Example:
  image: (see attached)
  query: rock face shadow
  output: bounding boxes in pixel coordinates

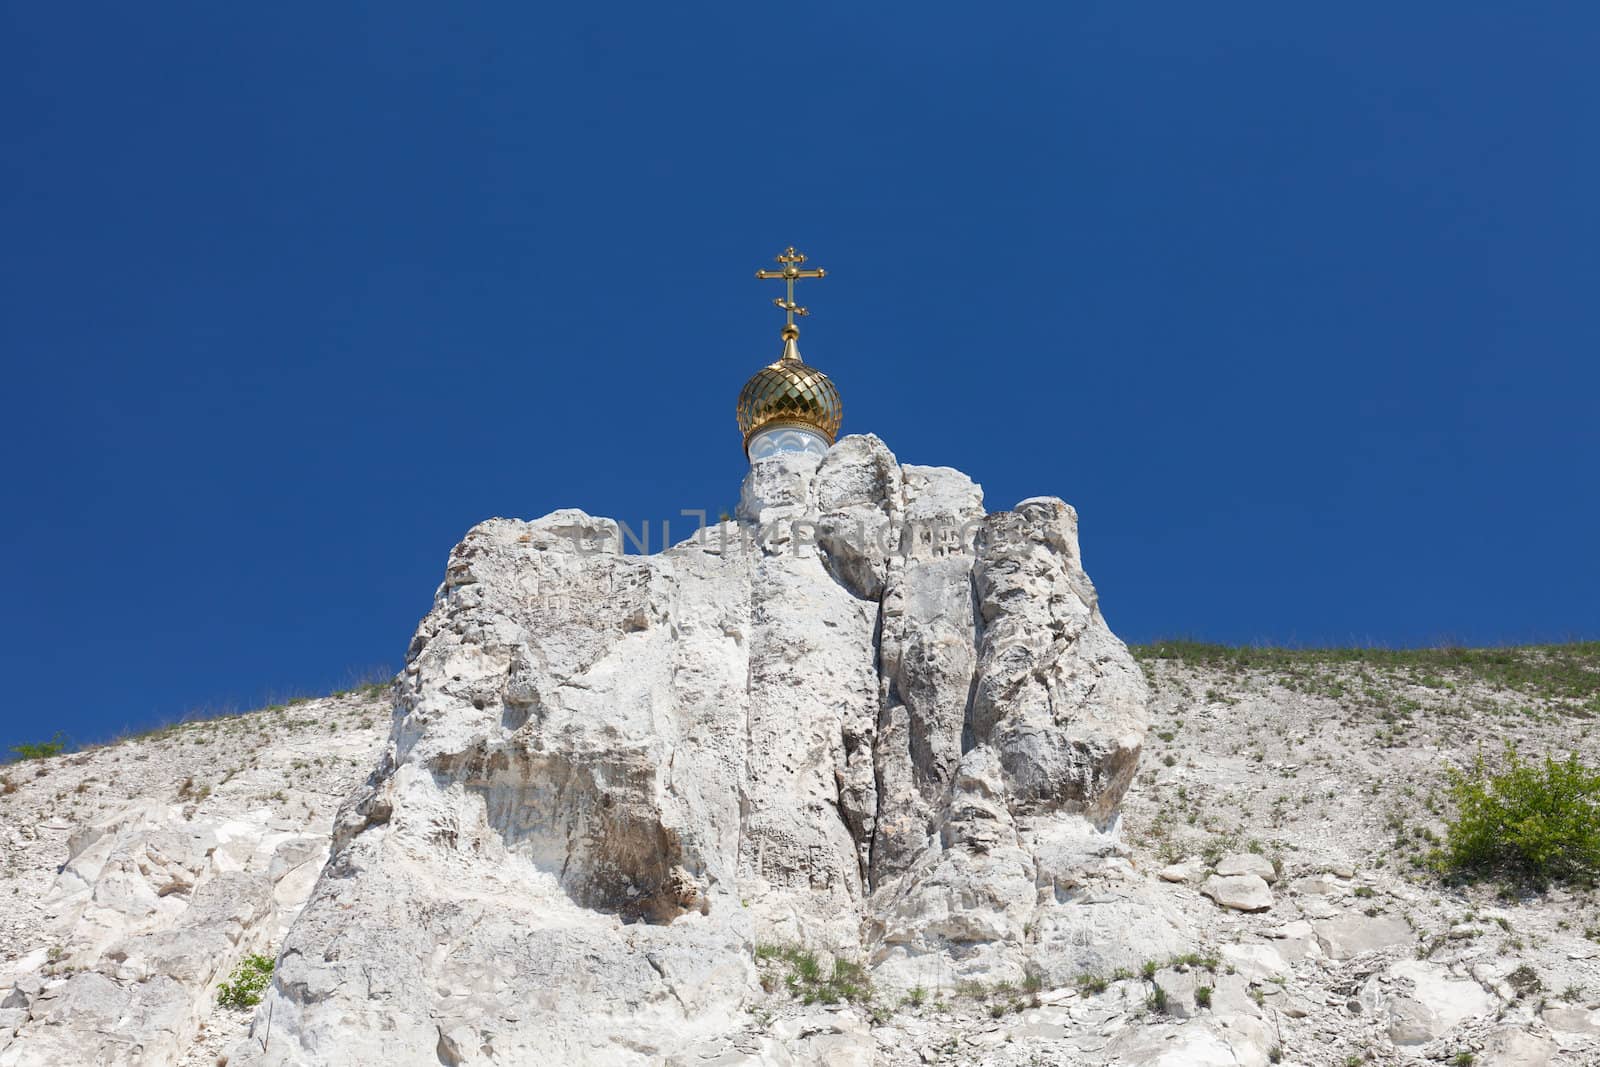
[436,745,704,926]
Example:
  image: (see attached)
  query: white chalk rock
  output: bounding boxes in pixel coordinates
[1199,874,1273,913]
[219,436,1149,1066]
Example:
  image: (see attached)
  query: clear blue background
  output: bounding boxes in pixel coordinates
[3,4,1596,746]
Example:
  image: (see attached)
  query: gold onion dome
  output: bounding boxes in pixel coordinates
[736,327,843,451]
[737,247,842,457]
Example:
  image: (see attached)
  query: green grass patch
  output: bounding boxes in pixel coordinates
[754,943,871,1005]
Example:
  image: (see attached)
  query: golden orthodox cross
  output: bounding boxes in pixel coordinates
[755,246,826,337]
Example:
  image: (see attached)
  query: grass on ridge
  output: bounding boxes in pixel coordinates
[1132,640,1600,705]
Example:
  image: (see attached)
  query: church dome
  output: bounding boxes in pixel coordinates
[740,247,841,460]
[736,330,843,457]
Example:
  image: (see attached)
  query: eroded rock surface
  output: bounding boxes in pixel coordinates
[226,435,1149,1065]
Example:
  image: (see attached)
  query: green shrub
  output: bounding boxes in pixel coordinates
[217,953,274,1009]
[1438,747,1600,884]
[8,733,68,762]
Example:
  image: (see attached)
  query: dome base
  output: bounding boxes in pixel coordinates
[747,426,830,461]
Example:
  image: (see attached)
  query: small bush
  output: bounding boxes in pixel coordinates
[217,953,274,1009]
[1194,985,1213,1008]
[8,733,68,762]
[1438,747,1600,884]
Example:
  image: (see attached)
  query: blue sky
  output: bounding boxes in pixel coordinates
[2,4,1596,747]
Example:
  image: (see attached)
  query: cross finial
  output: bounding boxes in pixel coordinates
[755,246,826,342]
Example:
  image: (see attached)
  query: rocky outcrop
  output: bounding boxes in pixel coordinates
[227,434,1152,1065]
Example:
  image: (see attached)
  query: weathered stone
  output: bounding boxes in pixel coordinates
[1215,853,1277,883]
[1289,873,1340,896]
[1543,1004,1600,1035]
[1152,966,1199,1018]
[1205,972,1263,1018]
[1199,874,1273,912]
[812,434,902,601]
[1107,1014,1272,1066]
[1158,861,1200,884]
[1219,942,1288,981]
[968,498,1146,826]
[1312,913,1414,959]
[1361,959,1494,1046]
[1481,1027,1558,1066]
[1019,880,1194,988]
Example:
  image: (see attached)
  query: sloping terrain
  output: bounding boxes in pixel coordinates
[1117,643,1600,1065]
[0,692,389,1066]
[0,646,1595,1066]
[692,645,1600,1066]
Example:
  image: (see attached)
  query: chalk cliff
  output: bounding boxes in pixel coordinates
[236,434,1156,1065]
